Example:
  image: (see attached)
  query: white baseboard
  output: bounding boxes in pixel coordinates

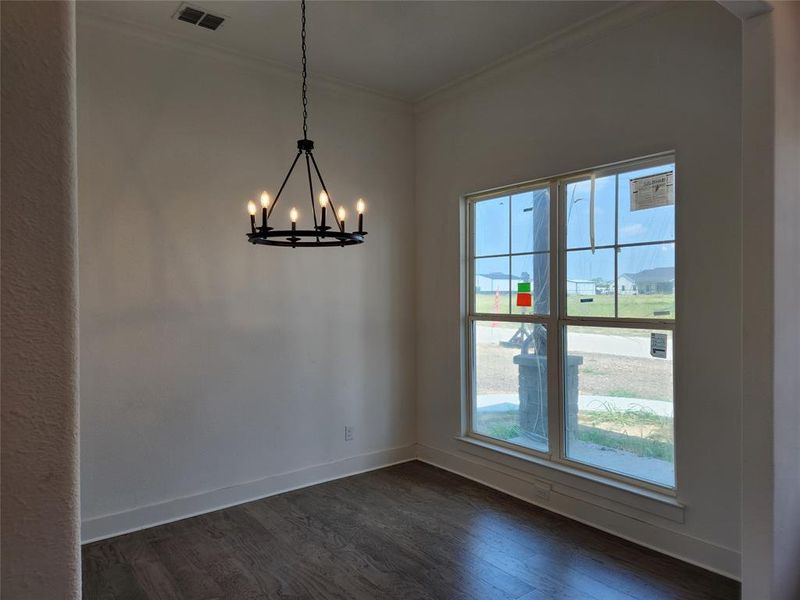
[82,441,740,582]
[416,443,741,581]
[81,444,416,543]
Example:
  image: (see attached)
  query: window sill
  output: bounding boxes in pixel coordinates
[455,435,685,524]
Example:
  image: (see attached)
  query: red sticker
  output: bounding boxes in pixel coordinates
[516,292,532,307]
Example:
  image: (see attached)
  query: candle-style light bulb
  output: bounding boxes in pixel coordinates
[337,206,346,230]
[318,191,328,231]
[356,198,365,234]
[288,207,298,247]
[259,191,270,229]
[247,200,257,234]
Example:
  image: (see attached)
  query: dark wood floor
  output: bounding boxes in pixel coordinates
[82,461,739,600]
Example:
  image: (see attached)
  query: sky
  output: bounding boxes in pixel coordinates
[475,163,676,285]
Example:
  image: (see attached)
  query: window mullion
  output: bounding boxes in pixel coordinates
[508,194,513,313]
[614,173,619,318]
[549,179,564,460]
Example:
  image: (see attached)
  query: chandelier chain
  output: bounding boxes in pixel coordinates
[301,0,308,139]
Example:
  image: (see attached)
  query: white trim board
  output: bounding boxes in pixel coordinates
[414,1,675,112]
[416,443,741,581]
[82,441,741,581]
[77,1,670,113]
[76,7,412,115]
[81,445,416,543]
[454,435,685,523]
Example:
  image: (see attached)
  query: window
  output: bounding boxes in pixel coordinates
[471,185,551,453]
[467,155,676,490]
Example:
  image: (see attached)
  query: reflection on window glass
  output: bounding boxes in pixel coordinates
[475,256,510,314]
[511,253,549,315]
[618,243,675,319]
[564,326,674,487]
[566,176,615,249]
[474,321,548,452]
[475,196,509,257]
[566,248,615,317]
[512,187,549,254]
[564,160,676,321]
[618,165,675,245]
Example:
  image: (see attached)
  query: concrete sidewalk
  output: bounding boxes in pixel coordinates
[475,324,673,359]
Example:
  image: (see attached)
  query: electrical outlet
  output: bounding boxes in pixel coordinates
[344,426,354,441]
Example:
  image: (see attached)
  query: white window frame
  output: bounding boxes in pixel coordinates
[465,152,677,495]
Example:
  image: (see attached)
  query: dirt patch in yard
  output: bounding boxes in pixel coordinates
[575,352,672,401]
[475,343,672,402]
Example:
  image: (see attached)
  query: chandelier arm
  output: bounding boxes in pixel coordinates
[308,151,345,233]
[304,152,320,239]
[267,150,303,219]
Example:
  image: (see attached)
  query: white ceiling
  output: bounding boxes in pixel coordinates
[79,1,620,102]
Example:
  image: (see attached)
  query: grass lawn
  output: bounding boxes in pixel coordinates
[476,408,674,462]
[475,410,523,441]
[567,294,675,319]
[474,292,675,319]
[578,406,673,461]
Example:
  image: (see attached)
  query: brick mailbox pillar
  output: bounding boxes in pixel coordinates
[513,353,584,445]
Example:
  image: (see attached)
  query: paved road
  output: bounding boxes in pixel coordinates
[475,324,673,360]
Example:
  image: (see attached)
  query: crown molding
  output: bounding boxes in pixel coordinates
[76,5,413,116]
[717,0,772,20]
[77,2,680,118]
[413,1,676,115]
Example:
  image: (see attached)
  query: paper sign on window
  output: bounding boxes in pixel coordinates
[650,333,668,358]
[630,171,674,211]
[516,282,532,307]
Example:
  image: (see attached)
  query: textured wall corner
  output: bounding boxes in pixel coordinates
[1,2,81,598]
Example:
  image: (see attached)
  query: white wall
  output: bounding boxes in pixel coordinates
[771,6,800,596]
[77,14,416,540]
[415,2,743,577]
[741,2,800,598]
[741,6,775,595]
[1,2,81,597]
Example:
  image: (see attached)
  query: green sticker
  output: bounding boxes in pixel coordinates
[517,282,531,293]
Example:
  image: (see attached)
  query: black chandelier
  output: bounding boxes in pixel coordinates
[245,0,366,248]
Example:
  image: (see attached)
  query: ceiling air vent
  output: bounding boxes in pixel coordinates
[197,13,225,30]
[174,3,226,31]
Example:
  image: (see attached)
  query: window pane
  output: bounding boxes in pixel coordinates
[617,243,675,319]
[474,256,510,314]
[475,196,509,257]
[474,321,548,452]
[566,248,615,317]
[511,253,549,315]
[564,326,674,487]
[618,164,675,245]
[566,175,615,249]
[511,187,549,254]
